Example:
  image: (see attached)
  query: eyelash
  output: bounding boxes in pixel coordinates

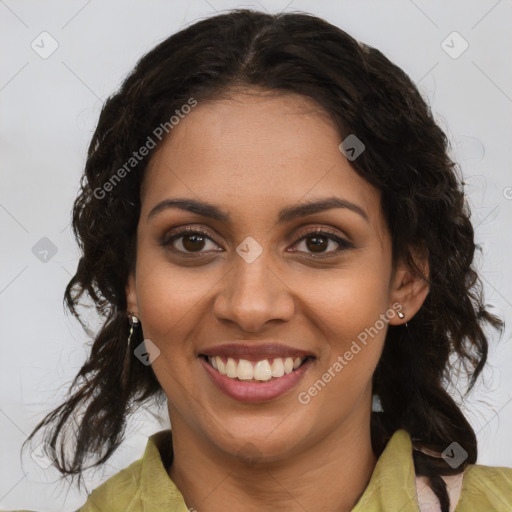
[160,226,353,257]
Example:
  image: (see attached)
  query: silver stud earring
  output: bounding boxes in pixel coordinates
[397,310,405,319]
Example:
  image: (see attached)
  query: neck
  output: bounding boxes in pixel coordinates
[168,408,378,511]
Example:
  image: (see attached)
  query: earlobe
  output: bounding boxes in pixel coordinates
[388,249,430,325]
[125,272,139,316]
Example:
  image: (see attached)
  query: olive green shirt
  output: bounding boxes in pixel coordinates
[7,428,512,511]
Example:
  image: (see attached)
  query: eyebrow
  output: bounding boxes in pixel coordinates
[147,196,369,223]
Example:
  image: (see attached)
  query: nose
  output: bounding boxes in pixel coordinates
[212,249,295,332]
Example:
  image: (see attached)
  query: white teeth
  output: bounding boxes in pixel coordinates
[216,357,226,375]
[253,360,272,381]
[270,358,285,378]
[225,357,237,378]
[207,355,307,381]
[237,359,254,380]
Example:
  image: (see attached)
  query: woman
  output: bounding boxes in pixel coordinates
[14,8,511,512]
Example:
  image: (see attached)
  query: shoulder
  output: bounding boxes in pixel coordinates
[456,463,512,510]
[77,457,145,511]
[77,429,187,512]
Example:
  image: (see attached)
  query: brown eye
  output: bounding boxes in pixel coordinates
[181,233,207,252]
[304,235,329,253]
[292,229,353,256]
[161,227,221,255]
[161,227,352,257]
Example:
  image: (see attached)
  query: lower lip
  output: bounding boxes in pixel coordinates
[199,357,314,403]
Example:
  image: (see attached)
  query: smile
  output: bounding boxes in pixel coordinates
[199,354,315,403]
[205,355,309,381]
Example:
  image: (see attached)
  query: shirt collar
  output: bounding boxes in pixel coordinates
[142,428,420,512]
[352,428,421,511]
[139,429,190,511]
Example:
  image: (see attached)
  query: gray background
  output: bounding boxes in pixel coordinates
[1,0,511,510]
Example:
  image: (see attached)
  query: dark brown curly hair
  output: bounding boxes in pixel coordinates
[23,9,503,512]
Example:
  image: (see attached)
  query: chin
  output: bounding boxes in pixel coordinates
[210,424,304,464]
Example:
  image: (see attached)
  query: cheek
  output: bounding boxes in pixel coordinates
[134,248,212,361]
[133,254,212,404]
[299,260,391,391]
[303,262,391,342]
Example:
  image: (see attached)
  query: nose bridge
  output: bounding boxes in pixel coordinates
[235,242,273,294]
[213,236,294,330]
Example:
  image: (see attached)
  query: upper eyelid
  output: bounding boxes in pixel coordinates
[162,224,349,240]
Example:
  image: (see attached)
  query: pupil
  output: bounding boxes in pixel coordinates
[183,234,205,252]
[307,236,327,252]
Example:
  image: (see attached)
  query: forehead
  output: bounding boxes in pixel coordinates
[141,92,383,231]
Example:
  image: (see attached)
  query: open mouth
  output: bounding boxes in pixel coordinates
[199,354,314,382]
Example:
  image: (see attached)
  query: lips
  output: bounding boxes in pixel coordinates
[198,342,316,403]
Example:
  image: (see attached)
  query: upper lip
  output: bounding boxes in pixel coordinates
[198,343,316,361]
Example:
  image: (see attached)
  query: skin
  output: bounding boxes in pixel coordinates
[126,90,429,512]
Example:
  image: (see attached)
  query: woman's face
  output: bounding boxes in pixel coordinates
[126,91,425,461]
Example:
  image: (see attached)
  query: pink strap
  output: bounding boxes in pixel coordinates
[415,472,464,512]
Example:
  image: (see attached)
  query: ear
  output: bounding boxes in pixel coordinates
[125,272,139,316]
[388,245,430,326]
